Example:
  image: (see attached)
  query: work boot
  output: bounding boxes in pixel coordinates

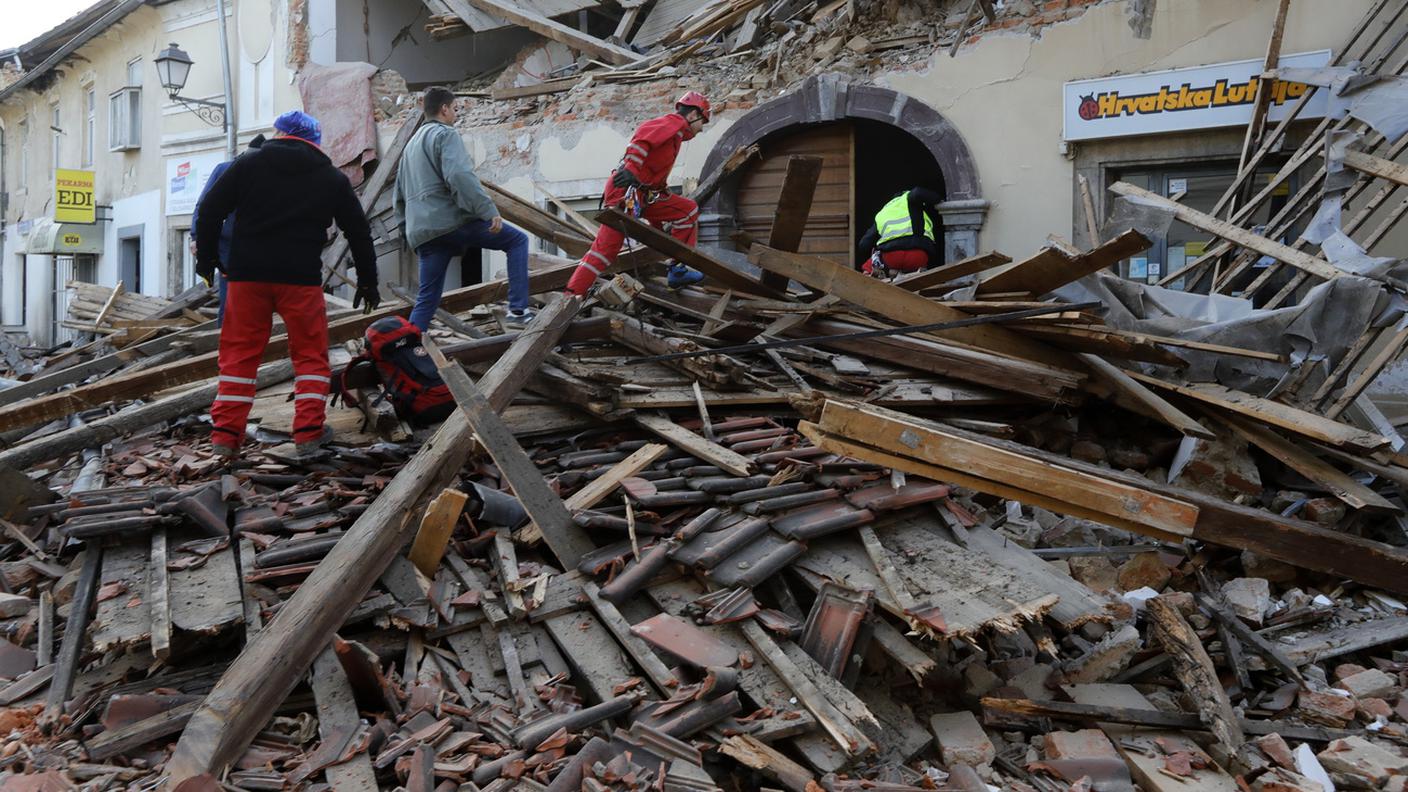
[505,307,536,328]
[295,425,334,458]
[667,262,704,289]
[212,443,238,461]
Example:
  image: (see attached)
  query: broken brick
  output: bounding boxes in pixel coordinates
[1337,668,1399,700]
[1316,736,1408,785]
[930,711,996,768]
[1044,729,1119,761]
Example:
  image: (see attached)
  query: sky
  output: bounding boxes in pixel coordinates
[2,1,99,52]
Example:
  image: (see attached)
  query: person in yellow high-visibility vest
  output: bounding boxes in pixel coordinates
[858,187,942,278]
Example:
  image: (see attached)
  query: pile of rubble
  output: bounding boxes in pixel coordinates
[2,3,1408,787]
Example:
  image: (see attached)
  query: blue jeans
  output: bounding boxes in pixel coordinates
[410,220,529,331]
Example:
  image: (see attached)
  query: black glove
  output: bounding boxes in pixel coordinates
[612,168,641,190]
[195,259,218,287]
[353,283,381,313]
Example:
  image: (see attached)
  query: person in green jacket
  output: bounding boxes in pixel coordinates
[394,86,532,329]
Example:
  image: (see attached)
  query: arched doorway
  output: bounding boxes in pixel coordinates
[702,75,987,267]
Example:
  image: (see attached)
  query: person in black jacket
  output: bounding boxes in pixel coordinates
[858,187,943,278]
[195,110,380,458]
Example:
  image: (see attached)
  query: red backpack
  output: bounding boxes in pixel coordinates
[336,316,455,426]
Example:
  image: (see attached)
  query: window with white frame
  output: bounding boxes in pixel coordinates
[109,58,142,151]
[82,87,95,167]
[50,104,61,170]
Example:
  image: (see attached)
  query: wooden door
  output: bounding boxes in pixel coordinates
[735,122,855,265]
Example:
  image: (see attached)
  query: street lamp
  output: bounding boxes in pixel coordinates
[155,42,226,129]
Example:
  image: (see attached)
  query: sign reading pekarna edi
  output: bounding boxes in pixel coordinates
[54,169,96,224]
[1063,50,1332,141]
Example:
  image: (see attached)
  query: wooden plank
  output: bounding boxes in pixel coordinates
[893,251,1011,292]
[443,0,640,65]
[1078,174,1100,247]
[597,210,784,298]
[518,443,667,546]
[1108,181,1343,281]
[739,621,874,757]
[800,414,1408,593]
[719,735,815,792]
[1236,0,1292,173]
[541,611,638,704]
[150,530,172,662]
[1125,371,1391,454]
[760,155,825,291]
[691,144,760,205]
[1218,414,1398,513]
[86,701,202,761]
[238,539,262,640]
[91,540,152,654]
[165,296,582,783]
[818,400,1200,536]
[45,547,102,721]
[978,230,1150,296]
[310,648,378,792]
[959,524,1114,632]
[634,412,755,477]
[582,582,676,693]
[983,697,1346,743]
[1065,684,1240,792]
[1325,323,1408,420]
[1077,352,1213,439]
[426,340,595,569]
[748,244,1066,365]
[1341,146,1408,189]
[168,537,244,637]
[407,489,470,578]
[1147,596,1243,753]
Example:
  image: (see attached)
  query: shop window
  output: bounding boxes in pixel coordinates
[1106,163,1296,294]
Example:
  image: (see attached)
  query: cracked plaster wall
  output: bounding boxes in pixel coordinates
[447,0,1375,259]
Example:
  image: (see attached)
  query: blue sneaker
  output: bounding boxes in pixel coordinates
[667,263,704,289]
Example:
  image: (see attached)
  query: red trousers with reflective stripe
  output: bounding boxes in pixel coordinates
[211,281,330,450]
[565,183,699,295]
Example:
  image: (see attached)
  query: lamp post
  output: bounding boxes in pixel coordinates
[155,43,228,131]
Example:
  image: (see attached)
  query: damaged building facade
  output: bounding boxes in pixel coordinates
[342,0,1401,292]
[0,0,304,346]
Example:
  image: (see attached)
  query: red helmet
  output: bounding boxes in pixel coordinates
[676,91,712,122]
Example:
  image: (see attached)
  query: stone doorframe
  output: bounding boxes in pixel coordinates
[699,73,989,262]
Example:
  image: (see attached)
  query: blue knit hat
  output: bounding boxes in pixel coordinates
[273,109,322,146]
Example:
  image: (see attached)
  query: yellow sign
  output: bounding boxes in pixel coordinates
[55,169,96,224]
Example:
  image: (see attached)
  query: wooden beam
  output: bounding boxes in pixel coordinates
[818,400,1200,536]
[407,489,471,578]
[1147,596,1244,753]
[46,547,102,721]
[1218,413,1398,513]
[1325,323,1408,420]
[634,413,755,477]
[165,296,582,783]
[800,407,1408,593]
[748,245,1068,365]
[1236,0,1292,174]
[1124,371,1391,454]
[977,230,1150,296]
[759,155,824,291]
[425,337,595,568]
[691,144,760,205]
[310,648,379,792]
[150,530,172,662]
[444,0,640,64]
[597,210,784,298]
[982,698,1346,743]
[1076,353,1213,439]
[1108,181,1343,281]
[518,442,668,545]
[1341,147,1408,189]
[893,251,1011,292]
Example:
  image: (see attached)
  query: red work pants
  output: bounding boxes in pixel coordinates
[566,182,699,295]
[211,281,330,450]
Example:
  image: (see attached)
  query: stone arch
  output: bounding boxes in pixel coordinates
[701,74,988,261]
